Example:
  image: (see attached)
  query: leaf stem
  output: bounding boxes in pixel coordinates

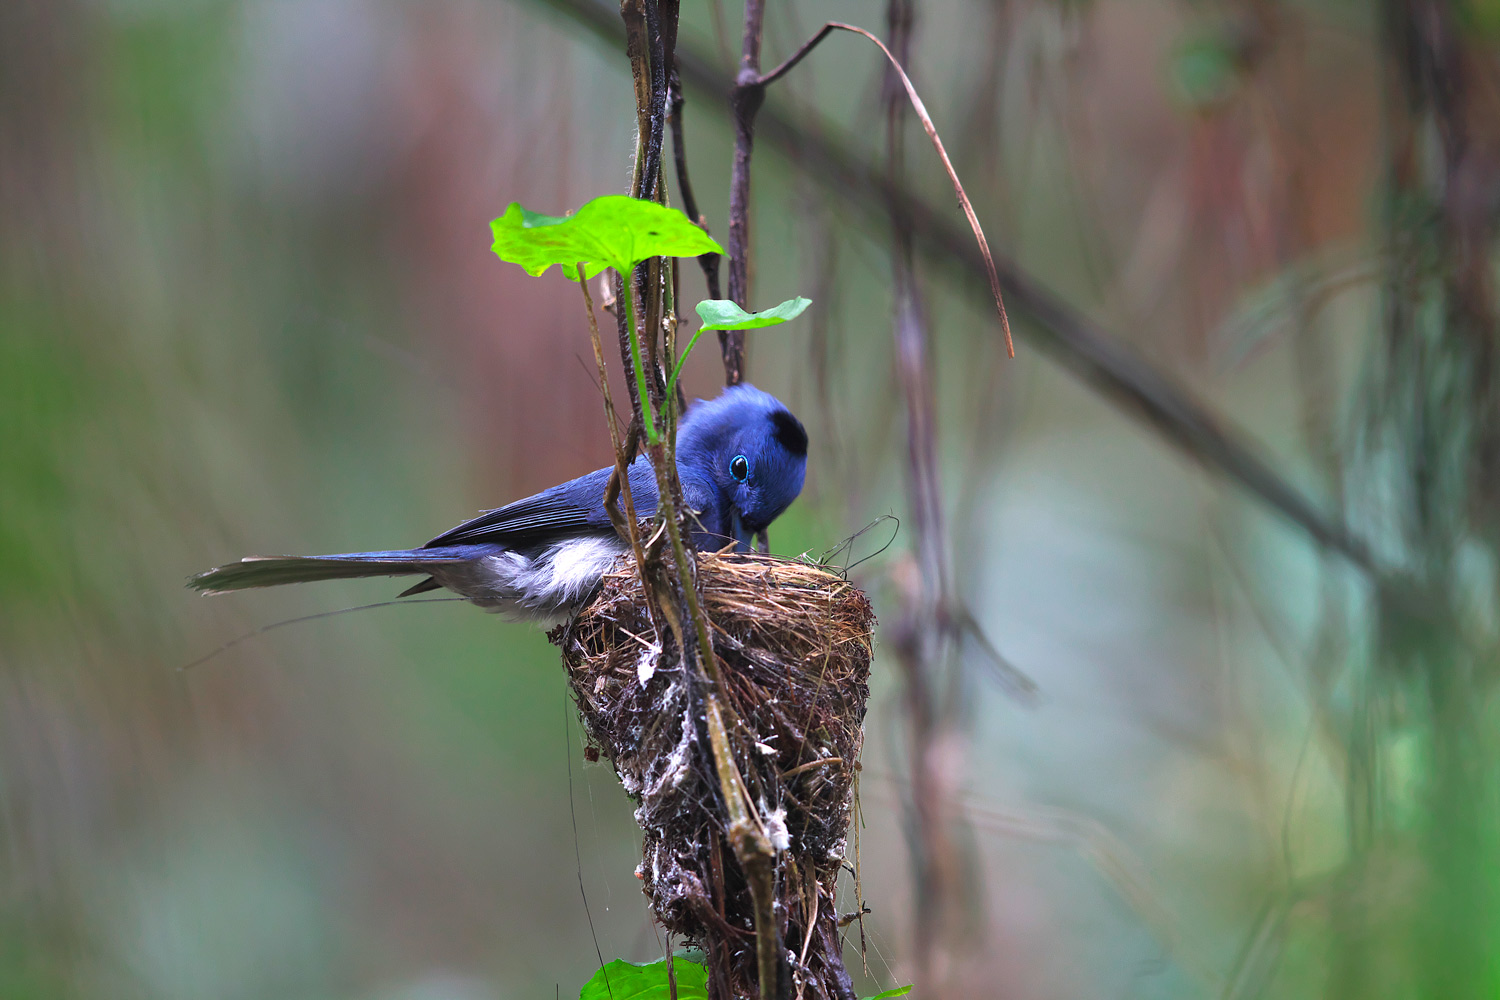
[667,325,706,400]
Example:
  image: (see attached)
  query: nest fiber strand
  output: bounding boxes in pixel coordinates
[553,551,875,1000]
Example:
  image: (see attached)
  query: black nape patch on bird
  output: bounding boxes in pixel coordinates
[770,409,808,457]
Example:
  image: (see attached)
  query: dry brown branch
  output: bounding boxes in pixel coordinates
[722,0,769,384]
[665,5,725,306]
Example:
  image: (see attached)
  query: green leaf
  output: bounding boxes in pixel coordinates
[861,987,914,1000]
[490,195,723,281]
[579,958,709,1000]
[695,296,812,331]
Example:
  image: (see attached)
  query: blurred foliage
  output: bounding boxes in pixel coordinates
[1169,31,1241,109]
[4,0,1500,997]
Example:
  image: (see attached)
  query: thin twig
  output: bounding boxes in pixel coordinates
[780,757,843,779]
[540,0,1378,578]
[578,264,649,591]
[179,597,465,672]
[665,0,724,304]
[723,0,768,384]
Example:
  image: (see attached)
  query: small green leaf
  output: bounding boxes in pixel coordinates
[861,987,914,1000]
[667,296,811,399]
[695,296,812,331]
[491,195,723,281]
[579,958,709,1000]
[1169,34,1238,109]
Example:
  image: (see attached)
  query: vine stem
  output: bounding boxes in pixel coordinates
[647,376,778,1000]
[645,320,777,998]
[622,271,659,443]
[668,324,706,397]
[618,3,780,996]
[577,264,649,591]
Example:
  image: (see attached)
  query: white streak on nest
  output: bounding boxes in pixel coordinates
[636,643,661,686]
[764,805,791,852]
[643,708,695,800]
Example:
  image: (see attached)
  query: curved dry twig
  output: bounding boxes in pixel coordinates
[760,21,1015,357]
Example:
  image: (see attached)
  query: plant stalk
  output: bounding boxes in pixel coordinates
[622,272,660,443]
[577,264,650,589]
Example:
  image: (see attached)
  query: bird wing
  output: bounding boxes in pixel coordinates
[423,461,659,548]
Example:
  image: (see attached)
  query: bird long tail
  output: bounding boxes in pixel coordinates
[187,546,488,595]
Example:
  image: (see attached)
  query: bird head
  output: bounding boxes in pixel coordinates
[677,384,808,549]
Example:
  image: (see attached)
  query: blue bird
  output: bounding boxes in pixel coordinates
[188,384,808,621]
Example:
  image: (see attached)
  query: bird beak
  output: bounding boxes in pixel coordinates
[730,510,752,552]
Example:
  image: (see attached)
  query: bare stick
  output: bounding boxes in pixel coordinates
[640,0,669,202]
[664,0,724,304]
[669,103,724,305]
[622,0,653,196]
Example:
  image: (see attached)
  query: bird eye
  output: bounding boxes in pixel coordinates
[730,454,749,482]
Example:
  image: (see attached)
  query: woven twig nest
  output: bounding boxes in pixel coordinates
[551,551,876,1000]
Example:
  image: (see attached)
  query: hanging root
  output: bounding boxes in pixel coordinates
[551,551,876,1000]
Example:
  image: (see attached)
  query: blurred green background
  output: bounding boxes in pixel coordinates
[4,0,1497,997]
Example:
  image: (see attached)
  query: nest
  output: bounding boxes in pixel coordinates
[551,551,876,1000]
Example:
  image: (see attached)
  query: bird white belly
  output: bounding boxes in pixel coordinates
[430,535,627,621]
